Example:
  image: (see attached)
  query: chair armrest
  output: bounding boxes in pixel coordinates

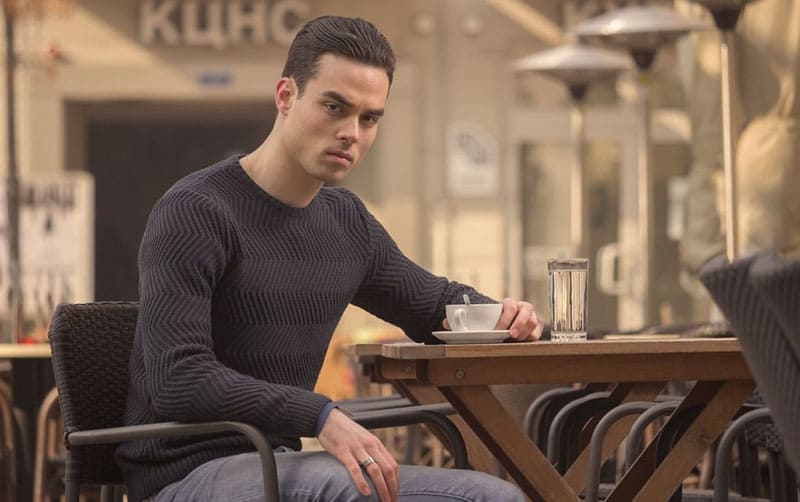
[351,404,466,469]
[65,421,278,502]
[523,387,591,445]
[714,407,773,502]
[624,400,680,471]
[337,396,414,413]
[584,401,661,502]
[622,393,717,471]
[546,391,613,468]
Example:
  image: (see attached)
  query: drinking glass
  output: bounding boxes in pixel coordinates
[548,258,589,342]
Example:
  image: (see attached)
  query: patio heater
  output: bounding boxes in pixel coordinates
[514,44,632,259]
[573,6,709,325]
[691,0,761,260]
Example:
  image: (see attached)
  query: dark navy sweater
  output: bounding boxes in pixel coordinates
[116,156,491,501]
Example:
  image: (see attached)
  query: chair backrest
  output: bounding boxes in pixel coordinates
[48,301,140,485]
[742,390,783,454]
[699,254,800,472]
[750,254,800,366]
[749,254,800,471]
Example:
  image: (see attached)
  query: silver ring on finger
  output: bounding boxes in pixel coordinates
[359,455,376,469]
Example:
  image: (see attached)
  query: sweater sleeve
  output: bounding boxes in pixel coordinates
[137,189,330,438]
[344,191,496,343]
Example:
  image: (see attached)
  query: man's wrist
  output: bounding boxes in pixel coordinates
[315,401,339,436]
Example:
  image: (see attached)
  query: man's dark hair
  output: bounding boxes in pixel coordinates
[282,16,396,95]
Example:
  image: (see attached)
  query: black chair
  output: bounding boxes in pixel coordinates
[582,400,794,502]
[523,386,591,450]
[748,253,800,472]
[699,253,800,499]
[714,407,797,502]
[49,302,468,502]
[49,302,279,502]
[33,387,64,502]
[0,380,17,502]
[700,254,800,473]
[545,391,616,474]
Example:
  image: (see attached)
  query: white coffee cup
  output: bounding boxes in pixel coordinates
[445,303,503,332]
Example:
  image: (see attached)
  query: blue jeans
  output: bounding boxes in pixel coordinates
[152,450,526,501]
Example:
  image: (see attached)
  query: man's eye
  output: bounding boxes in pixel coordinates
[362,115,380,126]
[324,103,342,113]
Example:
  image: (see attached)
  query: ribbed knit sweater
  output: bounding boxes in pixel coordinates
[116,156,492,501]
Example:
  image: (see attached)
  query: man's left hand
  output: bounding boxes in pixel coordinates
[495,298,542,341]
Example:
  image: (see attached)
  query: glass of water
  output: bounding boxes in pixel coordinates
[548,258,589,342]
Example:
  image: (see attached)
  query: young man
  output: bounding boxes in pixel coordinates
[118,16,541,502]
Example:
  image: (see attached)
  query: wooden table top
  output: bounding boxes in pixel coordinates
[344,343,384,357]
[360,337,750,386]
[0,343,52,358]
[379,337,742,359]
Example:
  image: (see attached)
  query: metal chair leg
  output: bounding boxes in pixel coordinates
[63,449,80,502]
[33,388,60,502]
[100,484,115,502]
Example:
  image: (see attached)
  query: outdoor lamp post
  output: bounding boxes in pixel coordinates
[573,6,709,326]
[2,0,74,342]
[3,2,22,342]
[691,0,761,261]
[514,44,631,259]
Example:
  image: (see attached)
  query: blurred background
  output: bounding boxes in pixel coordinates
[1,2,797,499]
[1,0,797,361]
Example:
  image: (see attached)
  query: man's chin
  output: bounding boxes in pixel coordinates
[314,165,352,184]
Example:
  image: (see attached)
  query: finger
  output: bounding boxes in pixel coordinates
[364,459,392,502]
[496,298,518,330]
[388,463,399,501]
[443,318,451,330]
[374,449,399,500]
[509,302,534,339]
[532,311,544,340]
[346,457,372,497]
[533,321,544,340]
[517,310,542,341]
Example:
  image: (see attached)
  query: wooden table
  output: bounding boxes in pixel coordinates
[347,343,505,474]
[0,343,51,359]
[0,343,54,502]
[358,338,754,502]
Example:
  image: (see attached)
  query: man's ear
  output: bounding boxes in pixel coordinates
[275,77,296,115]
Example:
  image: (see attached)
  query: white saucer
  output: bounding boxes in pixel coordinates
[431,330,510,344]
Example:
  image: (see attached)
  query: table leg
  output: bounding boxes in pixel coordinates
[392,381,501,476]
[563,381,665,493]
[633,379,754,501]
[440,385,577,502]
[607,379,755,501]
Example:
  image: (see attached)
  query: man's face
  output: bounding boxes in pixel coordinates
[278,53,390,185]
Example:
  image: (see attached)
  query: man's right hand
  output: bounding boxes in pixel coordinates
[317,408,399,502]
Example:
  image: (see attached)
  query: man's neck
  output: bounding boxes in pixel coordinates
[239,134,323,208]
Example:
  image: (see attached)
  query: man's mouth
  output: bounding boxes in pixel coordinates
[326,149,353,164]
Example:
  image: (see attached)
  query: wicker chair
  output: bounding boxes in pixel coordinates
[49,301,468,502]
[49,301,280,502]
[699,253,800,499]
[748,253,800,471]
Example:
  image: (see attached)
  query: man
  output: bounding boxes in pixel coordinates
[118,16,540,502]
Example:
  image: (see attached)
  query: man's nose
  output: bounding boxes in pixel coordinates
[337,118,359,144]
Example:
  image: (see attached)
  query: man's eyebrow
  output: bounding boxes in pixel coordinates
[321,91,384,117]
[321,91,353,108]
